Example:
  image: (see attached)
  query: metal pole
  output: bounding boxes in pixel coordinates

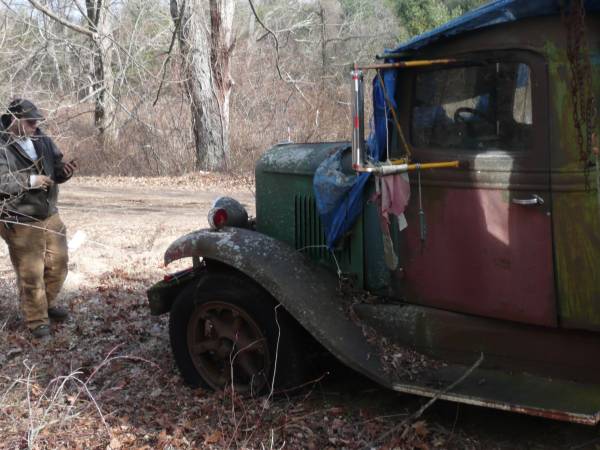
[354,160,460,175]
[596,153,600,208]
[356,58,458,71]
[351,67,365,170]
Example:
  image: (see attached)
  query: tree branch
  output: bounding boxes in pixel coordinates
[247,0,282,81]
[373,353,484,446]
[153,0,186,106]
[27,0,96,38]
[71,0,96,30]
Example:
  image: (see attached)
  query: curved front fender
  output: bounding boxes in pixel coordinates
[164,227,391,388]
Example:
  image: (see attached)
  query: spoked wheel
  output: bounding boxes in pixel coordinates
[169,272,309,395]
[187,301,271,395]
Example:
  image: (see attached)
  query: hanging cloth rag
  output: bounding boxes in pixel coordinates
[372,172,411,270]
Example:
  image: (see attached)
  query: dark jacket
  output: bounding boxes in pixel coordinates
[0,127,71,222]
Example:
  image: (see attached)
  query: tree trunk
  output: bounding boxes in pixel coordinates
[93,36,117,144]
[47,39,63,92]
[86,0,117,144]
[172,0,234,171]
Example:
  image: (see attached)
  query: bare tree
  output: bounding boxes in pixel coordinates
[85,0,116,142]
[171,0,235,171]
[26,0,117,143]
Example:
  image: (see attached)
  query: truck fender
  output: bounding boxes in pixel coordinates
[164,227,391,388]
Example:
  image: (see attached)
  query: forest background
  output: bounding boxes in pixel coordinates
[0,0,485,177]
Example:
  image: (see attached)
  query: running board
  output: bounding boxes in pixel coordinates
[392,364,600,425]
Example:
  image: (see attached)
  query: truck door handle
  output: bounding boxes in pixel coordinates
[512,194,544,206]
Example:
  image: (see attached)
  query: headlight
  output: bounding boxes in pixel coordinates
[207,197,249,230]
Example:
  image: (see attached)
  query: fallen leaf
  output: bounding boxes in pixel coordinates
[204,430,222,444]
[331,418,345,430]
[413,420,429,438]
[107,437,122,449]
[150,388,162,397]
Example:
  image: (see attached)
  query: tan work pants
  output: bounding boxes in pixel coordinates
[0,214,68,329]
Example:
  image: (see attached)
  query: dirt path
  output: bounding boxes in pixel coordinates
[1,178,598,449]
[0,178,255,283]
[57,179,254,282]
[0,178,254,300]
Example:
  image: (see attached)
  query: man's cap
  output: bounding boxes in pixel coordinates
[0,99,44,130]
[5,99,44,121]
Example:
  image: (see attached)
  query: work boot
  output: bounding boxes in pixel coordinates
[48,306,69,321]
[31,324,50,339]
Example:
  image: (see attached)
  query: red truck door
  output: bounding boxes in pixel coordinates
[402,54,556,327]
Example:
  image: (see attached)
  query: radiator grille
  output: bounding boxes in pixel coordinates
[294,194,352,266]
[294,195,327,259]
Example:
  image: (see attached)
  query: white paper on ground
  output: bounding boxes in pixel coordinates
[68,230,87,251]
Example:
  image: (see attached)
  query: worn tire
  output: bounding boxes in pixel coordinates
[169,272,308,394]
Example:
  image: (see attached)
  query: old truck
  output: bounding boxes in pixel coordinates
[147,0,600,424]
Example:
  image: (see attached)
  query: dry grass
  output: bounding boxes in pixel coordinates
[46,99,197,178]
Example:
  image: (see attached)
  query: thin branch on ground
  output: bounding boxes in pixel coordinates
[371,352,484,446]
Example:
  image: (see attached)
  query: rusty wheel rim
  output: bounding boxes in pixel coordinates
[187,301,271,395]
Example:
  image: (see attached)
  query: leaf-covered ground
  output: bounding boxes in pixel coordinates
[1,177,599,449]
[0,254,473,449]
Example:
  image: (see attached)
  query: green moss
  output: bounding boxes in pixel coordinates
[554,191,600,325]
[545,41,582,170]
[545,42,600,327]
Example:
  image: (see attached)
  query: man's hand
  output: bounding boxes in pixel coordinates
[63,159,78,177]
[30,175,55,191]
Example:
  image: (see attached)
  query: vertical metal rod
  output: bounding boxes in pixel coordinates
[596,153,600,211]
[384,83,390,163]
[351,66,365,169]
[417,165,427,248]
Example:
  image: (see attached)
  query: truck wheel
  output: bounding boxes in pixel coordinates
[169,273,306,395]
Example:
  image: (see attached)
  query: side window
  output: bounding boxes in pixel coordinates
[411,62,533,151]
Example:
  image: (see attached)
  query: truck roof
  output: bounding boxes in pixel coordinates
[390,0,600,54]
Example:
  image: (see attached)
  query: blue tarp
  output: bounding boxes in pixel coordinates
[313,149,370,249]
[315,0,600,249]
[394,0,600,53]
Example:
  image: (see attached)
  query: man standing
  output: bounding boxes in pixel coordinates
[0,99,77,338]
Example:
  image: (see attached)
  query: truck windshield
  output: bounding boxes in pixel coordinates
[411,61,533,151]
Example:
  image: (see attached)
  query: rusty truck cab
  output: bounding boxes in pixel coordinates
[389,14,600,330]
[342,11,600,385]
